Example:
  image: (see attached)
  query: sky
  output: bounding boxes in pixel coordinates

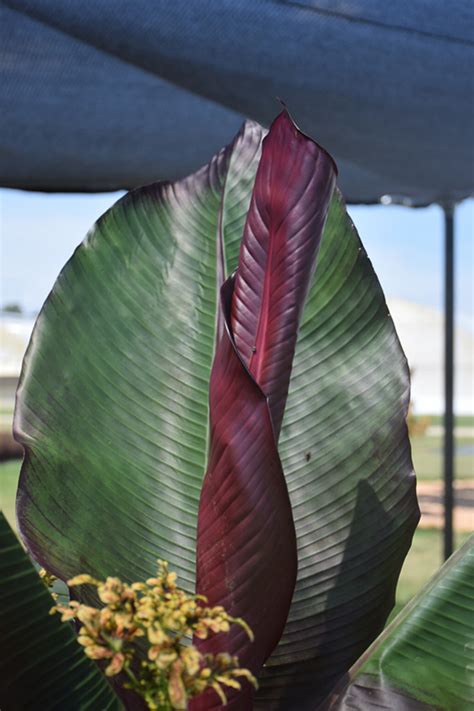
[1,189,473,332]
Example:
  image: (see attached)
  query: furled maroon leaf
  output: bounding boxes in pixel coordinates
[231,110,337,438]
[192,111,337,709]
[192,277,297,711]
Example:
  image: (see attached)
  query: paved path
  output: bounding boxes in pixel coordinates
[417,480,473,531]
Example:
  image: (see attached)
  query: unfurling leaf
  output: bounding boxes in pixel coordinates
[231,111,337,438]
[193,111,337,709]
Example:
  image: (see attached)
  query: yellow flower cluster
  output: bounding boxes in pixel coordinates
[39,567,57,589]
[50,561,256,710]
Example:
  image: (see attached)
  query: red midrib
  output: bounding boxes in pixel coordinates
[248,221,276,387]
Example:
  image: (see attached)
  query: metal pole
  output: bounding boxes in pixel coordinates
[443,203,455,560]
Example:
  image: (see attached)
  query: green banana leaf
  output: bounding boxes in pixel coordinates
[0,510,122,710]
[322,536,474,710]
[14,120,418,706]
[15,120,264,589]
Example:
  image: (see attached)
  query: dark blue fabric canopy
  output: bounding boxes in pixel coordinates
[1,1,473,204]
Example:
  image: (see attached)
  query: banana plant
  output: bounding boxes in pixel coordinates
[11,110,422,709]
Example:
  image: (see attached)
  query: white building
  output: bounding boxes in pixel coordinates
[0,315,34,428]
[387,299,473,415]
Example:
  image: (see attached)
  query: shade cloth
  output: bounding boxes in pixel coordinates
[1,1,473,204]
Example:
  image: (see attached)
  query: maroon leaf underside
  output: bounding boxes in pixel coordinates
[193,112,337,710]
[231,110,337,439]
[192,277,297,710]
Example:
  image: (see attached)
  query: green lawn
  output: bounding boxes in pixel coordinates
[1,458,469,624]
[0,459,20,531]
[389,527,470,621]
[411,435,473,481]
[427,415,474,427]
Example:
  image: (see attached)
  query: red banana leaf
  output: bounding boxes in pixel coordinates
[193,112,337,709]
[231,111,337,437]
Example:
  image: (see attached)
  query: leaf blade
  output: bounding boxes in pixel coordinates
[193,276,297,710]
[321,536,474,710]
[231,111,336,437]
[14,121,265,589]
[194,114,339,709]
[0,512,123,710]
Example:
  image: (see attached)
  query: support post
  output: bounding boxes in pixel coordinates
[443,203,455,560]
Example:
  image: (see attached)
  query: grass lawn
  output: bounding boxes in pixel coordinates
[411,435,473,481]
[389,527,470,621]
[1,458,470,624]
[0,459,20,531]
[427,415,474,427]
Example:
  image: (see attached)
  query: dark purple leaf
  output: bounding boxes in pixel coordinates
[193,111,337,709]
[192,277,297,710]
[231,110,336,437]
